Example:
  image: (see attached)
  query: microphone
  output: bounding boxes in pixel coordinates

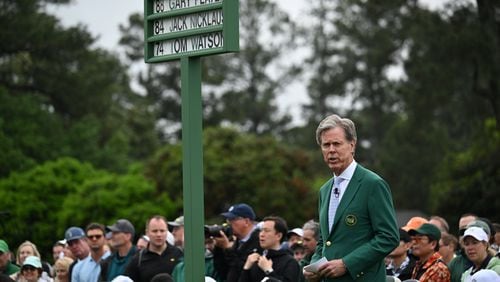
[333,187,340,198]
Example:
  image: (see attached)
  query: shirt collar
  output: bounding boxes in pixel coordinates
[334,160,357,181]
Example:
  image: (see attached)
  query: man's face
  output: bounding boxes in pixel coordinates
[67,238,89,260]
[388,240,411,258]
[302,229,317,255]
[227,217,250,240]
[458,215,476,246]
[52,245,64,262]
[86,228,106,252]
[0,252,10,270]
[287,234,301,247]
[109,232,129,249]
[136,238,149,250]
[172,226,184,247]
[147,218,168,249]
[320,127,355,175]
[259,220,281,250]
[411,235,436,259]
[438,239,454,260]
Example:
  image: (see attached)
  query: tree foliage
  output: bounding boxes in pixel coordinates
[145,127,319,227]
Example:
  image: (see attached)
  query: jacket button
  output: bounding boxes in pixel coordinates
[326,241,331,246]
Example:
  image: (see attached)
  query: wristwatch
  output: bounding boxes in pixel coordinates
[264,268,274,275]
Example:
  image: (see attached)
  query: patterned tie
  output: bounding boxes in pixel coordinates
[328,177,343,231]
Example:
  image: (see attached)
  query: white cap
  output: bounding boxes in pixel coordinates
[470,269,500,282]
[205,277,217,282]
[111,275,133,282]
[287,228,304,237]
[167,231,175,245]
[463,226,489,242]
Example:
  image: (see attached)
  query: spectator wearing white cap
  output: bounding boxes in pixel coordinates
[283,228,303,250]
[470,269,500,282]
[461,226,500,282]
[168,216,185,251]
[20,256,52,282]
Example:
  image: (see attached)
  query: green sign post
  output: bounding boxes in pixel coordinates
[144,0,239,281]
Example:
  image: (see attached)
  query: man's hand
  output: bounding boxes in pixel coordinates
[303,269,321,282]
[257,255,273,272]
[318,259,347,278]
[212,230,234,249]
[243,253,260,270]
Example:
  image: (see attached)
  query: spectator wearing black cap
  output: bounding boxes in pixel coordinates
[409,223,450,281]
[168,216,185,251]
[386,228,416,281]
[99,219,137,282]
[124,215,182,282]
[213,203,263,282]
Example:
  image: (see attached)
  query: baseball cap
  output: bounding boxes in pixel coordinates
[221,203,255,220]
[402,217,429,232]
[466,220,491,237]
[287,228,304,238]
[65,227,85,242]
[470,269,500,282]
[0,240,9,253]
[463,226,489,242]
[408,223,441,241]
[168,216,184,227]
[106,219,135,236]
[22,256,42,269]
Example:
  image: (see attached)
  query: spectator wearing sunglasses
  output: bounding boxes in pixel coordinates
[82,223,110,281]
[21,256,51,282]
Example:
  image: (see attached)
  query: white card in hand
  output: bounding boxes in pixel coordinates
[303,257,328,273]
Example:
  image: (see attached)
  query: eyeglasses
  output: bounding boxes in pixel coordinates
[412,236,429,243]
[87,234,103,240]
[22,266,38,272]
[459,228,466,236]
[55,269,67,273]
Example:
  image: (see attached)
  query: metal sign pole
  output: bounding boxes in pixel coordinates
[144,1,239,280]
[181,56,205,282]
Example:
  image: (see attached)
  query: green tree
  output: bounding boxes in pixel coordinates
[145,127,318,227]
[0,158,102,256]
[119,0,298,139]
[432,119,500,226]
[0,0,160,174]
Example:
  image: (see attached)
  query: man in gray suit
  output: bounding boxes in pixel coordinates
[304,114,399,281]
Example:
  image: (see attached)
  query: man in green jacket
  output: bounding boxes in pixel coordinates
[0,239,19,275]
[304,114,399,282]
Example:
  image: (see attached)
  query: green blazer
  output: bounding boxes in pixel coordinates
[311,164,399,281]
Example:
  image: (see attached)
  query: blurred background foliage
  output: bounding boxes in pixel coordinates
[0,0,498,257]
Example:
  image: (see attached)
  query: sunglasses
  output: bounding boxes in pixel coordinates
[22,265,38,272]
[459,228,466,236]
[87,234,103,240]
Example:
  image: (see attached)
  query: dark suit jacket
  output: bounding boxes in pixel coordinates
[311,164,399,281]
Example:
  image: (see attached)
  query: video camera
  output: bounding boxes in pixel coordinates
[204,223,233,239]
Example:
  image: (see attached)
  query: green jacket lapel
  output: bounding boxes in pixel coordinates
[330,165,364,234]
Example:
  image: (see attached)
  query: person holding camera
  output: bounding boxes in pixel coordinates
[212,203,263,282]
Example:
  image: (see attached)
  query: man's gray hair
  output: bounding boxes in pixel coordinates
[302,220,320,241]
[315,114,357,145]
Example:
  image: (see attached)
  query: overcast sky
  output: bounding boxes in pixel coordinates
[45,0,459,124]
